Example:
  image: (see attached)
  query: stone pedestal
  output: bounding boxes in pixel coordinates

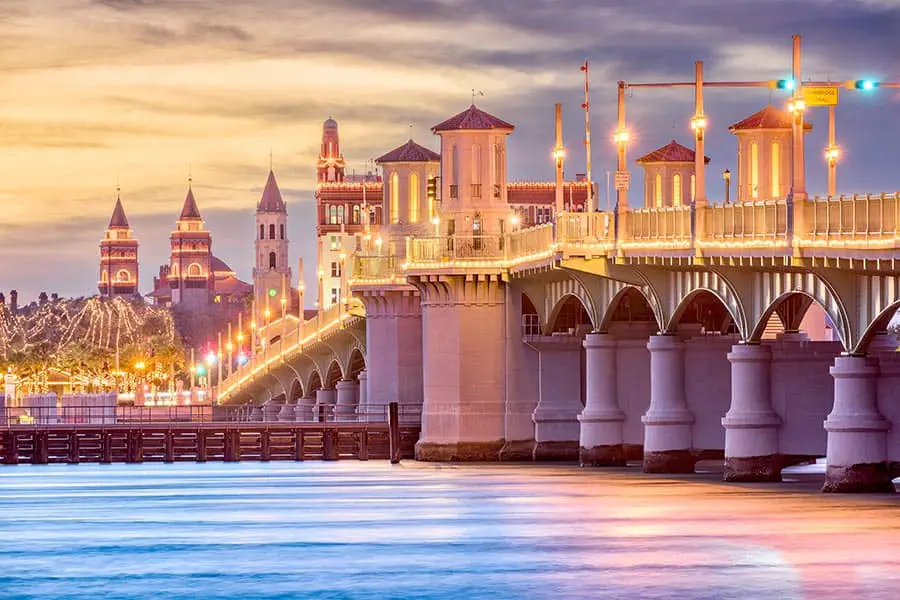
[500,287,539,461]
[642,335,695,473]
[824,356,894,493]
[579,333,627,467]
[357,370,368,419]
[335,379,358,421]
[315,388,336,422]
[295,395,316,422]
[722,344,782,482]
[262,399,281,422]
[277,403,296,422]
[248,405,263,422]
[413,275,506,462]
[530,335,583,461]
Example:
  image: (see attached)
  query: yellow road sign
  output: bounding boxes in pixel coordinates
[802,86,839,106]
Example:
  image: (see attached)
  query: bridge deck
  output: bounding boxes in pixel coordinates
[0,423,420,465]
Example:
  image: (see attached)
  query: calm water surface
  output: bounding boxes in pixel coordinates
[0,462,897,599]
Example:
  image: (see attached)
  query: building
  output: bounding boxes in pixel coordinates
[98,190,139,299]
[252,169,293,323]
[636,140,709,207]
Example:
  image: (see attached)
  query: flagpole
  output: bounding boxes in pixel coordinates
[581,60,594,213]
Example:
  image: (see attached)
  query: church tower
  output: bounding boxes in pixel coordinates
[253,168,292,323]
[167,180,212,307]
[317,117,346,183]
[98,188,139,299]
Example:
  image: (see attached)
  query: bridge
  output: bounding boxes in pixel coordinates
[219,193,900,493]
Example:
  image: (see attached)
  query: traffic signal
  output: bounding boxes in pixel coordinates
[769,78,796,91]
[426,176,438,204]
[847,79,879,91]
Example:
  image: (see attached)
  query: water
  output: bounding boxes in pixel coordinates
[0,462,897,600]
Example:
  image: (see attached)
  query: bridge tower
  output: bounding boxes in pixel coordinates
[98,189,139,299]
[167,180,212,307]
[253,168,292,323]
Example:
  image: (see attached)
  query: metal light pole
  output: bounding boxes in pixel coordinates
[581,61,594,213]
[615,81,629,211]
[723,170,731,204]
[553,103,566,215]
[691,61,708,207]
[826,105,840,197]
[790,34,807,200]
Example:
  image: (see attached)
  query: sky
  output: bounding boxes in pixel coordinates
[2,0,900,303]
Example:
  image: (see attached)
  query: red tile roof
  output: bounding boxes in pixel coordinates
[636,140,710,164]
[375,139,441,163]
[179,186,202,220]
[432,104,515,132]
[257,170,285,212]
[108,195,130,229]
[507,182,590,207]
[210,255,233,274]
[729,105,812,132]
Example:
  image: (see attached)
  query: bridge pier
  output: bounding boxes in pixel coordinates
[335,379,358,421]
[295,394,316,422]
[530,335,583,461]
[824,356,894,493]
[642,335,696,473]
[579,333,627,466]
[414,275,506,462]
[316,388,336,422]
[500,288,539,461]
[357,370,368,418]
[723,344,783,482]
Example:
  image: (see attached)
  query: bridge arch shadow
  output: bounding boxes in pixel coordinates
[748,291,847,349]
[324,360,343,389]
[547,294,594,334]
[668,289,742,337]
[597,286,662,334]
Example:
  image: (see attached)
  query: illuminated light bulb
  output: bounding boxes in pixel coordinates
[552,148,567,161]
[690,115,707,131]
[613,130,630,144]
[510,215,520,226]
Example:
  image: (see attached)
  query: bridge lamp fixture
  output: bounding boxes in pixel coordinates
[339,251,347,262]
[826,146,842,163]
[237,332,244,342]
[690,115,707,131]
[613,129,630,144]
[237,353,248,366]
[787,98,806,113]
[205,351,217,366]
[317,269,325,279]
[552,147,566,161]
[134,361,146,371]
[225,341,233,352]
[263,308,271,320]
[374,236,383,247]
[510,214,520,227]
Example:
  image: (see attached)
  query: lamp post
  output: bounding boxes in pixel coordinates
[553,103,566,215]
[614,80,630,211]
[723,169,731,204]
[825,105,840,197]
[691,60,708,207]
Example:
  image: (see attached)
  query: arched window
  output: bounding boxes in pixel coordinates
[280,224,285,240]
[654,173,662,207]
[771,142,780,198]
[269,224,275,239]
[409,172,419,223]
[390,171,400,224]
[259,224,264,240]
[352,204,360,224]
[750,141,759,199]
[116,269,130,282]
[673,173,682,206]
[100,271,108,282]
[188,263,202,277]
[329,205,337,224]
[269,252,276,269]
[337,205,345,224]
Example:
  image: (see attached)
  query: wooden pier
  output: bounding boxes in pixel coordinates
[0,423,420,465]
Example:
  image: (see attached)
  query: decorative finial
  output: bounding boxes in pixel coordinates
[471,89,484,105]
[116,175,120,198]
[188,163,192,188]
[270,148,273,172]
[408,123,413,141]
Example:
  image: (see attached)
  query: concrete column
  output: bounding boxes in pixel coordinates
[722,344,782,481]
[500,287,539,461]
[415,275,507,461]
[530,335,583,461]
[579,333,626,466]
[357,370,368,419]
[824,356,893,493]
[315,388,336,422]
[642,335,695,473]
[335,379,358,421]
[295,394,316,422]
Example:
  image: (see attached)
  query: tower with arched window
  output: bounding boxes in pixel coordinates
[317,117,346,183]
[98,189,139,299]
[253,168,292,320]
[636,140,709,208]
[431,104,515,237]
[374,138,441,253]
[729,105,812,202]
[166,180,213,307]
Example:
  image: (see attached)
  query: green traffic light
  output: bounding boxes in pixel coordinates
[774,78,796,91]
[857,79,879,91]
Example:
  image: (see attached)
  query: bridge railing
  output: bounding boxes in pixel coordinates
[700,199,789,248]
[407,235,505,265]
[556,211,615,248]
[803,193,900,243]
[354,255,402,281]
[507,223,554,261]
[622,205,693,246]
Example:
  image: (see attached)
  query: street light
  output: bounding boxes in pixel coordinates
[723,169,731,204]
[613,130,630,144]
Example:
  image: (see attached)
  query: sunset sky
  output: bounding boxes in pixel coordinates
[2,0,900,303]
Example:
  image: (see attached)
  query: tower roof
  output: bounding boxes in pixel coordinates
[729,105,813,132]
[108,194,130,229]
[324,117,338,130]
[432,104,515,132]
[636,140,710,164]
[179,185,202,220]
[257,170,285,212]
[375,139,441,163]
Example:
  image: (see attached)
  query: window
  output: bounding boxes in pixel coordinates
[750,141,759,199]
[449,185,458,199]
[390,172,399,224]
[771,142,780,198]
[330,236,339,251]
[409,172,419,223]
[269,252,276,269]
[352,204,360,224]
[673,173,682,206]
[259,224,264,240]
[116,270,130,282]
[280,224,285,240]
[493,184,501,198]
[337,205,345,224]
[329,205,338,225]
[100,271,108,282]
[269,224,275,239]
[330,288,338,304]
[331,261,341,277]
[355,236,362,251]
[654,174,662,207]
[188,263,202,277]
[471,183,482,198]
[471,143,482,186]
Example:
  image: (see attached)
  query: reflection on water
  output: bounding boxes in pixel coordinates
[0,462,897,599]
